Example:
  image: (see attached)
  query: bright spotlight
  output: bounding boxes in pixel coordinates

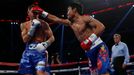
[132,5,134,7]
[92,15,95,18]
[11,22,13,24]
[16,22,18,24]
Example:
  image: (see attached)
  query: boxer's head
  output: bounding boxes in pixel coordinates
[113,34,121,44]
[67,3,83,19]
[27,4,39,19]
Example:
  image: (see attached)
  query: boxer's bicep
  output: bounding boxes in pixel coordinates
[88,16,105,36]
[21,28,30,43]
[21,28,27,37]
[21,23,30,43]
[20,23,24,31]
[20,23,27,38]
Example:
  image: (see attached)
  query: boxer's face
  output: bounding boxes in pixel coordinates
[27,8,34,18]
[113,35,120,43]
[67,7,75,19]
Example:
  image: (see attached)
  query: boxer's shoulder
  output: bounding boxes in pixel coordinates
[38,19,47,24]
[21,21,30,26]
[20,21,30,30]
[39,19,49,28]
[20,22,25,30]
[81,14,91,22]
[84,15,95,23]
[83,14,90,18]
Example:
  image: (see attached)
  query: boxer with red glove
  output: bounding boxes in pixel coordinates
[80,33,98,50]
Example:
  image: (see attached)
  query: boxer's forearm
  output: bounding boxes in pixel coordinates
[47,14,70,26]
[22,34,31,43]
[32,6,70,25]
[46,35,55,46]
[21,29,31,43]
[93,21,105,36]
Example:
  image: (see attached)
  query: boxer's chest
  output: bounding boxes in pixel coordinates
[71,21,92,41]
[71,21,86,33]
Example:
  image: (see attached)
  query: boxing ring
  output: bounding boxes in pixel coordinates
[0,2,134,75]
[0,55,134,75]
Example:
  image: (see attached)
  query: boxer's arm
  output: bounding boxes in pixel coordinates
[21,23,31,43]
[31,6,71,26]
[87,16,105,36]
[44,22,55,45]
[34,22,55,52]
[46,14,71,26]
[80,16,105,50]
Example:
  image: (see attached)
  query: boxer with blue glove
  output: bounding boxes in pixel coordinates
[18,4,54,75]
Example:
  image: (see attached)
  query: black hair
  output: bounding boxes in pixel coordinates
[68,3,83,15]
[28,3,39,15]
[28,3,38,10]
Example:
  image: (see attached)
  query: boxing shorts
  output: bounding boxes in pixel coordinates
[18,42,48,75]
[85,37,110,74]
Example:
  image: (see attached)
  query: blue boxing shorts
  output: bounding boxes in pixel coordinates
[18,42,48,75]
[85,38,110,74]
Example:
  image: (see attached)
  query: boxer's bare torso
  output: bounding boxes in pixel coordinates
[21,19,51,43]
[70,15,94,42]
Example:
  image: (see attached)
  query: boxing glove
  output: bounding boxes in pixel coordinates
[28,19,41,37]
[31,6,48,18]
[35,41,50,52]
[80,33,97,50]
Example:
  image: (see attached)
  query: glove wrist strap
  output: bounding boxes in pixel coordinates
[88,33,97,43]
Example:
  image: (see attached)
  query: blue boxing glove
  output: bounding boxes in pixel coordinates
[28,19,41,37]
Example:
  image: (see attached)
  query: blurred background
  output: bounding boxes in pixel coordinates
[0,0,134,65]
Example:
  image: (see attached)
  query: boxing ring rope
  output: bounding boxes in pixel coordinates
[0,60,89,74]
[0,56,134,74]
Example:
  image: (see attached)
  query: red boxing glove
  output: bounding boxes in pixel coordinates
[80,38,92,50]
[31,6,48,18]
[31,6,44,14]
[80,33,97,50]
